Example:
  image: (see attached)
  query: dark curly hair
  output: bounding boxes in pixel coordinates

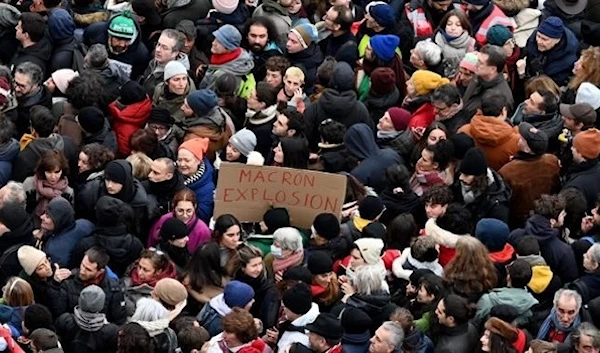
[65,71,105,110]
[118,323,154,353]
[80,143,115,171]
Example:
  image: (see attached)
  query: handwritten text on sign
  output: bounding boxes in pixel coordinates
[215,163,347,228]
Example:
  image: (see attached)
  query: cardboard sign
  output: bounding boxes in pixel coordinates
[215,163,347,228]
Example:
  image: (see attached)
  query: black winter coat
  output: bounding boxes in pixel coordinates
[49,269,127,325]
[287,43,324,94]
[343,292,398,333]
[49,37,75,73]
[55,312,119,353]
[0,217,35,287]
[431,322,479,353]
[11,36,53,77]
[562,160,600,210]
[14,86,53,137]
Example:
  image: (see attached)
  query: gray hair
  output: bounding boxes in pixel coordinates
[415,39,442,67]
[572,322,600,350]
[131,297,169,321]
[0,182,26,207]
[351,263,386,295]
[553,289,582,312]
[588,244,600,265]
[380,321,404,349]
[15,62,43,86]
[160,29,185,53]
[0,118,15,144]
[0,65,12,82]
[85,44,109,69]
[155,157,176,173]
[273,227,303,252]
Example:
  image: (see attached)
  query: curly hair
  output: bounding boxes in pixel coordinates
[569,47,600,91]
[222,308,258,344]
[80,143,115,171]
[118,323,154,353]
[443,236,497,300]
[65,71,105,110]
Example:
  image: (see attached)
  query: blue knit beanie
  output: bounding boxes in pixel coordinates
[475,218,510,252]
[187,89,218,117]
[486,25,513,46]
[213,24,242,51]
[370,35,400,62]
[223,280,255,308]
[48,9,75,41]
[538,16,564,39]
[367,2,396,28]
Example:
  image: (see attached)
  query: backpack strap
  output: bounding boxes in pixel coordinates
[581,236,597,244]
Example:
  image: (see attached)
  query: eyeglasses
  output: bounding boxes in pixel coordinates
[148,247,165,256]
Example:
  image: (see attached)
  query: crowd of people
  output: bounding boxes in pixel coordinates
[0,0,600,350]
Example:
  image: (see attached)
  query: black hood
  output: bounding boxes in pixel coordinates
[523,214,560,246]
[149,169,185,197]
[95,225,136,260]
[15,35,52,62]
[320,90,362,121]
[485,169,512,204]
[288,44,324,71]
[344,123,380,160]
[103,160,136,202]
[46,197,75,234]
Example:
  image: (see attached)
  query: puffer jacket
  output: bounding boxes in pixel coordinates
[0,139,18,187]
[183,159,215,223]
[108,96,153,157]
[304,89,373,149]
[459,113,520,171]
[344,292,398,333]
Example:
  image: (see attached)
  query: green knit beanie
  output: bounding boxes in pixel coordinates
[108,11,135,39]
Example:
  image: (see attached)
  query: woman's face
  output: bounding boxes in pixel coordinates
[273,240,294,258]
[167,74,188,96]
[34,257,53,278]
[427,129,447,146]
[273,143,284,164]
[350,248,365,268]
[314,272,334,287]
[221,225,241,250]
[480,330,491,352]
[418,149,436,171]
[289,0,302,14]
[226,143,242,162]
[40,213,55,232]
[78,152,90,173]
[445,15,463,37]
[243,256,264,278]
[177,149,199,177]
[175,200,195,224]
[137,258,159,282]
[45,168,63,185]
[573,57,583,76]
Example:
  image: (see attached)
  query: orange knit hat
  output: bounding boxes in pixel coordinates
[573,129,600,160]
[179,137,210,161]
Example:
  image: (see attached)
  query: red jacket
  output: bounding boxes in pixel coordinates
[404,5,434,38]
[408,101,436,131]
[109,97,153,157]
[470,4,514,46]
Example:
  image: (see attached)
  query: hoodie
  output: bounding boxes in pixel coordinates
[199,49,254,91]
[345,123,403,191]
[0,139,18,187]
[11,36,53,77]
[459,113,520,170]
[509,214,579,283]
[474,287,539,327]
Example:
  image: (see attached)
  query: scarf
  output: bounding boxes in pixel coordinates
[74,306,107,332]
[130,260,176,287]
[273,249,304,273]
[461,168,493,204]
[19,133,36,151]
[184,161,206,186]
[34,176,69,217]
[377,130,401,139]
[469,2,494,33]
[536,308,581,340]
[210,48,242,65]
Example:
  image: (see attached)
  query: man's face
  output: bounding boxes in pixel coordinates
[179,33,195,54]
[148,160,173,183]
[457,67,474,87]
[429,0,452,13]
[435,300,451,326]
[181,99,194,117]
[248,24,269,52]
[518,135,530,153]
[377,112,395,132]
[524,91,544,115]
[410,49,424,69]
[286,32,304,54]
[155,34,178,65]
[105,179,124,195]
[246,89,264,111]
[13,72,35,98]
[109,36,131,54]
[476,52,493,78]
[584,246,599,272]
[555,296,578,328]
[272,113,290,137]
[369,327,394,353]
[432,100,455,119]
[79,255,101,282]
[265,70,283,88]
[464,2,484,12]
[279,0,293,7]
[365,13,379,30]
[284,75,302,94]
[15,20,26,42]
[562,115,579,132]
[536,32,560,52]
[425,202,446,219]
[459,173,476,186]
[323,7,340,32]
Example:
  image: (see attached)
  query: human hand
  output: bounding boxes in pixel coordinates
[264,327,279,344]
[292,88,303,103]
[53,264,71,283]
[274,270,283,282]
[341,282,355,296]
[582,215,594,233]
[516,58,526,76]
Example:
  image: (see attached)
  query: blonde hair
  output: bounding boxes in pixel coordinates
[569,47,600,91]
[3,277,34,306]
[284,67,305,84]
[126,152,153,180]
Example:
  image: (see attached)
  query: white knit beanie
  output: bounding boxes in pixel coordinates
[576,82,600,110]
[50,69,79,94]
[18,245,47,276]
[212,0,239,14]
[354,238,384,265]
[163,61,188,82]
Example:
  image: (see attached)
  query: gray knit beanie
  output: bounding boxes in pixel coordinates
[228,128,257,157]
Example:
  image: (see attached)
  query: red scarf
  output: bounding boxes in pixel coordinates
[273,250,304,273]
[210,48,242,65]
[34,176,69,217]
[130,261,177,287]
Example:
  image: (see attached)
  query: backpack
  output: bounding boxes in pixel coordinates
[581,236,598,244]
[152,327,179,353]
[71,40,88,73]
[0,244,24,287]
[236,73,256,99]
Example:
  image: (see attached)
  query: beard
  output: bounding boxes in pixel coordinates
[250,43,266,52]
